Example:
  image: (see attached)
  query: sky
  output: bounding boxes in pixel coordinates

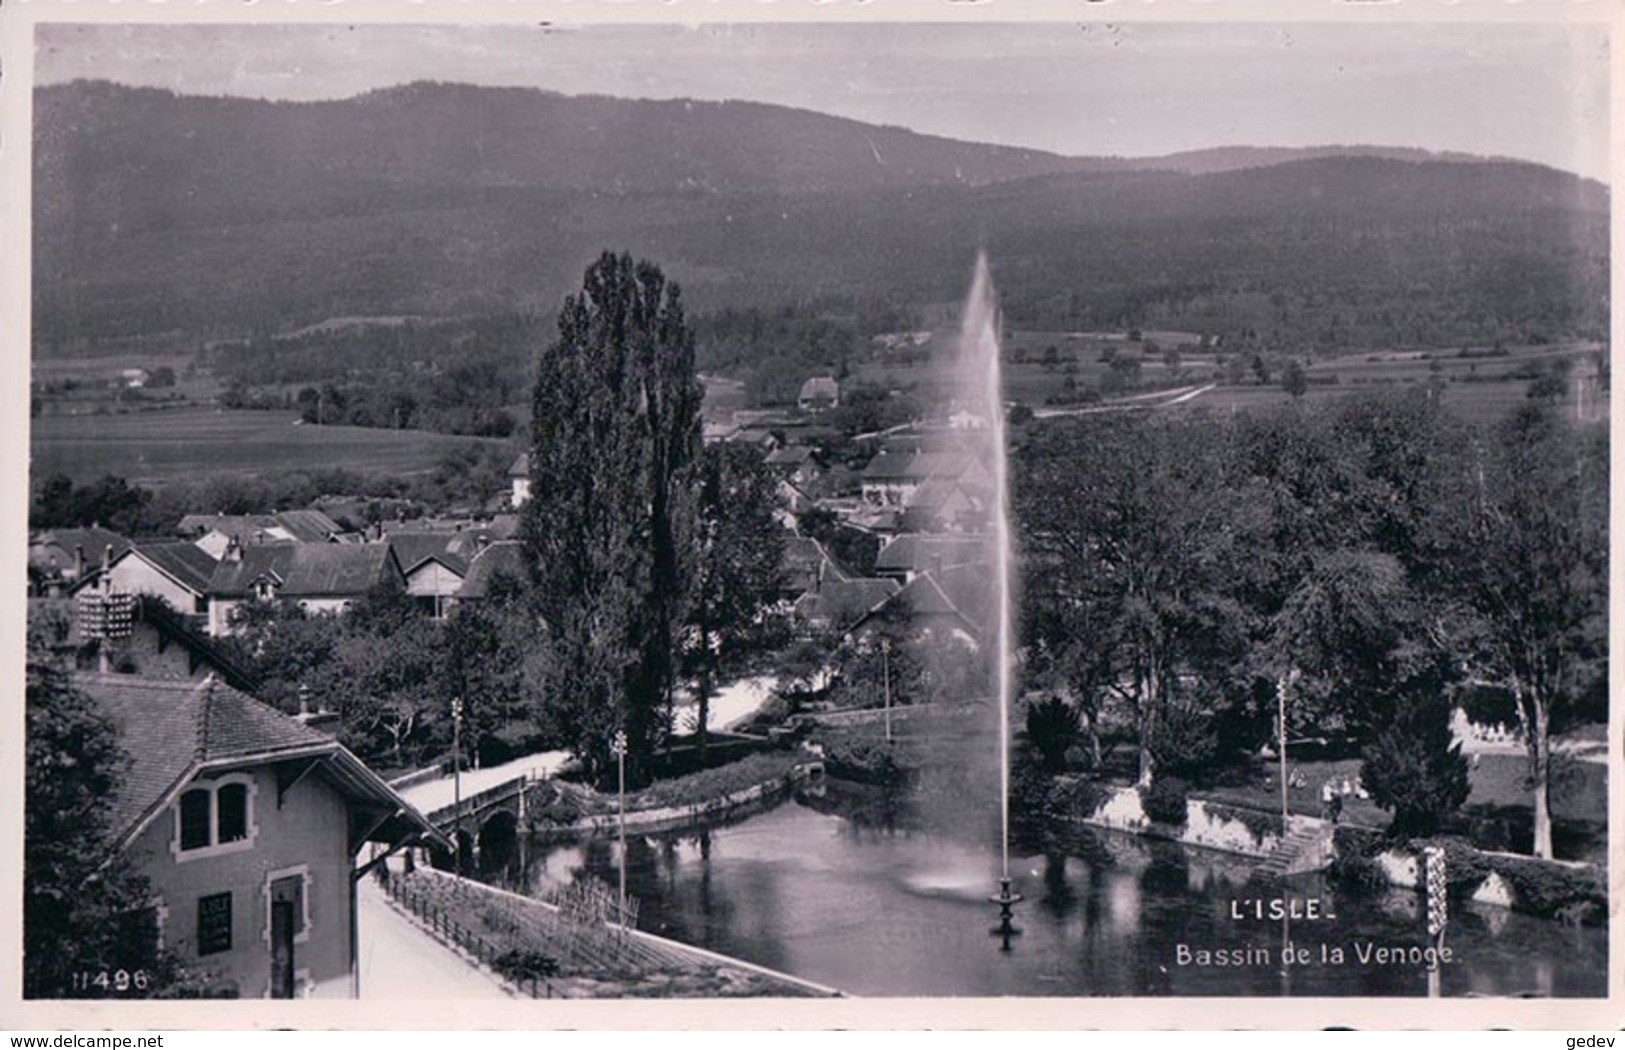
[33,21,1612,181]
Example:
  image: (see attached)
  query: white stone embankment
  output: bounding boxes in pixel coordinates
[531,764,820,843]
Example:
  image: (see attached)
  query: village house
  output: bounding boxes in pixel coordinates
[83,542,220,616]
[30,593,259,692]
[901,478,987,533]
[873,533,989,583]
[780,536,851,603]
[797,376,841,412]
[386,533,471,619]
[849,571,981,649]
[206,543,406,636]
[765,445,824,490]
[80,674,444,998]
[793,576,900,635]
[177,511,345,559]
[507,452,532,508]
[859,449,991,508]
[28,526,133,596]
[452,540,528,604]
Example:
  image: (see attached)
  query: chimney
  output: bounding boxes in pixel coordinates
[224,536,243,562]
[102,544,115,573]
[293,684,341,734]
[930,552,943,578]
[74,544,85,580]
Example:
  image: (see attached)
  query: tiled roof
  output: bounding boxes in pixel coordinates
[782,537,851,593]
[388,533,470,576]
[766,446,817,466]
[77,673,445,852]
[77,674,335,845]
[873,534,989,573]
[795,577,900,628]
[126,542,219,594]
[208,544,401,598]
[455,541,528,599]
[175,511,340,544]
[798,377,839,402]
[861,453,916,482]
[30,527,133,568]
[853,572,980,637]
[936,562,994,628]
[862,450,988,486]
[271,509,344,542]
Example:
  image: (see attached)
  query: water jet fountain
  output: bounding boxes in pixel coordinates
[958,253,1023,948]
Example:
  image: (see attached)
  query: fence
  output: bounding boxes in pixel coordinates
[382,869,557,998]
[381,868,687,994]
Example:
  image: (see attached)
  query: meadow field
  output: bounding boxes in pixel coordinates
[858,329,1603,427]
[31,406,497,487]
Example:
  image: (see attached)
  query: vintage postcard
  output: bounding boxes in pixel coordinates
[1,0,1618,1030]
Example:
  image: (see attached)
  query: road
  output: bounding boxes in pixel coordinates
[355,877,511,999]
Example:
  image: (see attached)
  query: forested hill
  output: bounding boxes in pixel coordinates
[33,80,1609,352]
[35,79,1120,206]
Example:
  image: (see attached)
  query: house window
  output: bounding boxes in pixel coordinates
[179,790,212,851]
[173,775,257,860]
[197,892,233,956]
[217,783,249,843]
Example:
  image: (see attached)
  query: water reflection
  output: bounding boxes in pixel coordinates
[474,791,1606,998]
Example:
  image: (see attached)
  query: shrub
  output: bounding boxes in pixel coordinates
[1492,856,1606,925]
[1327,850,1389,897]
[1140,775,1190,826]
[1024,695,1082,772]
[823,740,911,788]
[494,948,560,986]
[1150,704,1217,781]
[1051,776,1109,820]
[1360,693,1470,836]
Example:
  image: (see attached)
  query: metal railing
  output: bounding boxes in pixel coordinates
[425,772,536,827]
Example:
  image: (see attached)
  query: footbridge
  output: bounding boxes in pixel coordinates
[423,773,540,866]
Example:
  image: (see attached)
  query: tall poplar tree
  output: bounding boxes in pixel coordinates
[520,252,703,785]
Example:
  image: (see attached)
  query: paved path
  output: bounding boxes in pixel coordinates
[355,877,511,999]
[674,674,779,732]
[395,675,780,814]
[396,750,572,814]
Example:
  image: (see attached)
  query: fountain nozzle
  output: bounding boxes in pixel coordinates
[990,876,1023,952]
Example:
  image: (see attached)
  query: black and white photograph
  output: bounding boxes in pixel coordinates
[5,1,1616,1025]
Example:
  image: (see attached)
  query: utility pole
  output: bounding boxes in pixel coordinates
[611,728,629,929]
[1278,673,1290,829]
[451,696,464,878]
[882,639,893,745]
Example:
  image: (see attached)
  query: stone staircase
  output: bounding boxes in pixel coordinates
[1254,821,1334,879]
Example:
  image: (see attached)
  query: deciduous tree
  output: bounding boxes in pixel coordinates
[521,252,703,786]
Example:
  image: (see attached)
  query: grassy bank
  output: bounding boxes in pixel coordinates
[529,750,807,824]
[382,868,830,998]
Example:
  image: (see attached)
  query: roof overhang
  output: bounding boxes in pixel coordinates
[116,742,449,855]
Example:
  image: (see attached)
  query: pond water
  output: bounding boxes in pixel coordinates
[478,788,1606,998]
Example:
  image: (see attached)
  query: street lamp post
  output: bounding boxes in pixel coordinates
[451,697,464,878]
[611,729,628,929]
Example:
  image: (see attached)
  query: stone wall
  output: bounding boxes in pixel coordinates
[1061,782,1303,860]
